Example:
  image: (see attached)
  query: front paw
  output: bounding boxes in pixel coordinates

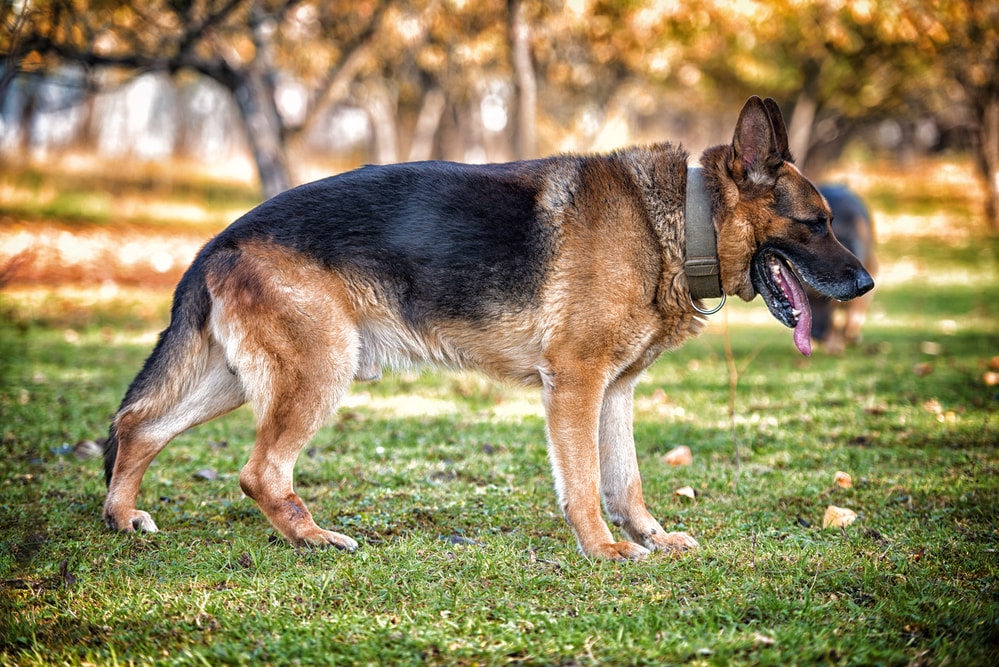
[583,540,651,561]
[647,530,699,553]
[292,528,359,552]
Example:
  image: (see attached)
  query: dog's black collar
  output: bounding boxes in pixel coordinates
[684,167,725,312]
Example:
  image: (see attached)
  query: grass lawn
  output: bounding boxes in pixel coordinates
[1,156,997,666]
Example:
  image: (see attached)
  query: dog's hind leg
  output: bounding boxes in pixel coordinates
[234,336,359,550]
[104,338,246,533]
[598,374,699,554]
[211,248,360,550]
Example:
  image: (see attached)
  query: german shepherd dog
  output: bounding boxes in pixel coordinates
[103,96,873,560]
[810,184,878,354]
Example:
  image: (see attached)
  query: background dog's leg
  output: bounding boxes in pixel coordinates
[105,341,245,533]
[824,307,848,355]
[542,364,649,561]
[598,376,699,554]
[844,289,874,346]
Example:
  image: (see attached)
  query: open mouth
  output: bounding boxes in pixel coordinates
[750,250,814,356]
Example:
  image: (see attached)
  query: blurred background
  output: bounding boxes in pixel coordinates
[0,0,996,299]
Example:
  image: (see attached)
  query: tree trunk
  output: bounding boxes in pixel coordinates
[787,91,817,168]
[973,91,999,231]
[233,71,291,199]
[232,5,291,199]
[508,0,536,159]
[364,80,399,164]
[787,62,821,170]
[407,86,447,162]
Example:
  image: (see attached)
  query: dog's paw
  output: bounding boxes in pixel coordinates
[585,541,651,562]
[295,529,359,552]
[648,530,699,554]
[105,509,158,533]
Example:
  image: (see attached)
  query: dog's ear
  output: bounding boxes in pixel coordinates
[762,97,793,162]
[731,95,783,185]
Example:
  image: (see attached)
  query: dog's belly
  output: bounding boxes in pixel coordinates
[355,303,547,387]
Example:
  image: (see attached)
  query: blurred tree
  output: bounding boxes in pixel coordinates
[644,0,997,228]
[2,0,541,182]
[508,0,537,158]
[920,0,999,230]
[3,0,995,226]
[2,0,384,197]
[354,0,514,163]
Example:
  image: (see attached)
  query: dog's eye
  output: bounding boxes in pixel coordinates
[796,217,828,232]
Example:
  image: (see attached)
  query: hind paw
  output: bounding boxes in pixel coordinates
[105,508,159,533]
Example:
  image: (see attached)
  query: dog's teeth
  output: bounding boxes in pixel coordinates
[792,308,801,317]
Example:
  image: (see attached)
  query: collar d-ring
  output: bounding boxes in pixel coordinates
[691,292,726,315]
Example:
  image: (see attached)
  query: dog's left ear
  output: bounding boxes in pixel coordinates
[731,95,785,186]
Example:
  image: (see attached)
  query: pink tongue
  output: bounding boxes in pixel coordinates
[777,263,812,356]
[794,306,812,356]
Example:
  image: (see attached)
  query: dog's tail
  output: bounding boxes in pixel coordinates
[104,256,214,486]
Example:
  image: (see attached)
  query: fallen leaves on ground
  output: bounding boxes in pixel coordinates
[823,505,858,529]
[674,486,696,500]
[662,445,692,466]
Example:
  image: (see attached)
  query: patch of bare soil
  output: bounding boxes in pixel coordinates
[1,222,209,289]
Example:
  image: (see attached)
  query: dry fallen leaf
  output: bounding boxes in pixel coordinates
[920,341,942,355]
[913,362,934,377]
[834,471,853,489]
[663,445,693,466]
[823,505,858,529]
[753,632,776,647]
[937,410,958,424]
[989,356,999,371]
[674,486,696,500]
[984,371,999,387]
[922,399,942,415]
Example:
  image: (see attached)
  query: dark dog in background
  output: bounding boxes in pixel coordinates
[810,184,878,354]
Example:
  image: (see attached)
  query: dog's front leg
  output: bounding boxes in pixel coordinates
[542,366,650,561]
[598,375,699,554]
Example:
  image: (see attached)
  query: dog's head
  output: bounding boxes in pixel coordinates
[703,96,874,355]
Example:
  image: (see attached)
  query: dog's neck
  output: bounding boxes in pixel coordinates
[684,167,723,302]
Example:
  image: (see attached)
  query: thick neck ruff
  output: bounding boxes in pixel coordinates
[684,167,724,309]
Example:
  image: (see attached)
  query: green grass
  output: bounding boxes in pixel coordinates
[2,161,998,666]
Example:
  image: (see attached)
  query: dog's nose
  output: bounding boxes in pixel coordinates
[855,270,874,296]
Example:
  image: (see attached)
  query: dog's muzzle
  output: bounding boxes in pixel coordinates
[749,247,873,357]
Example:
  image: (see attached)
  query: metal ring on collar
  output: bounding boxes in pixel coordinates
[690,292,726,315]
